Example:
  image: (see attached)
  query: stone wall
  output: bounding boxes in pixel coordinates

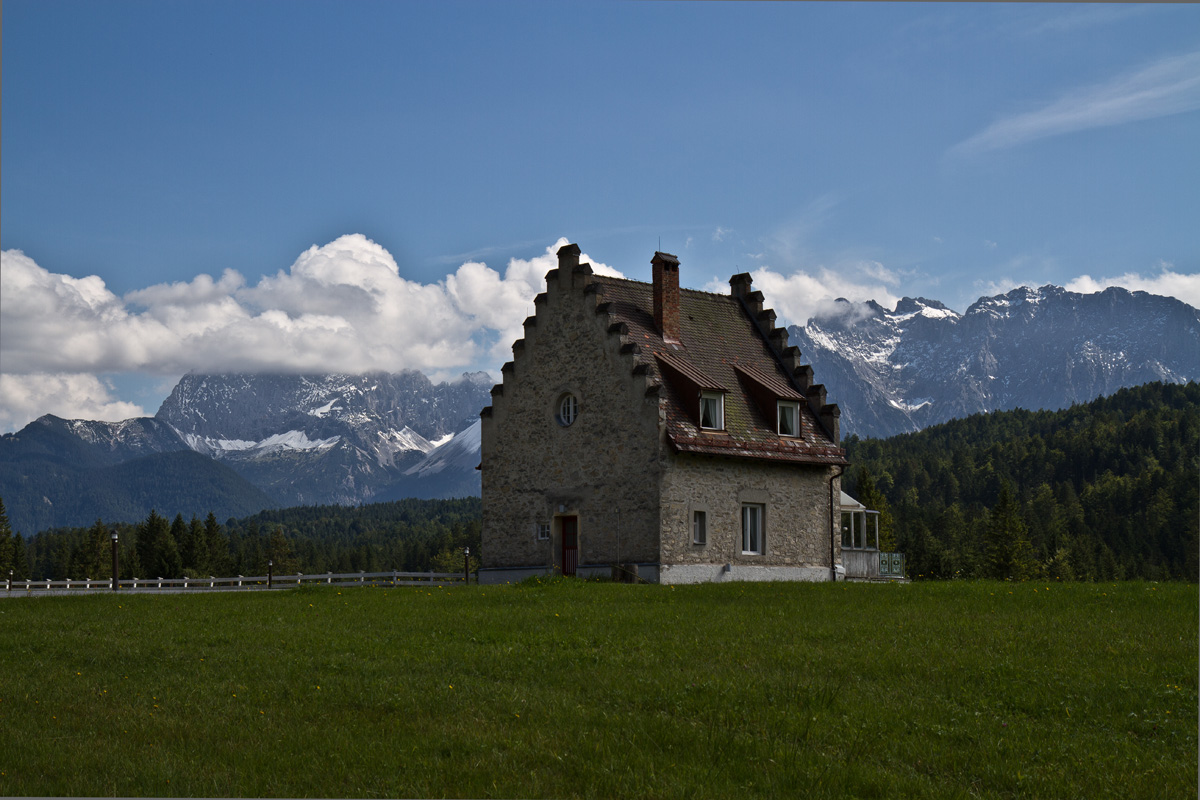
[658,452,841,581]
[481,263,664,572]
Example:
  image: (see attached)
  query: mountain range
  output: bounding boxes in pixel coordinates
[1,371,492,534]
[790,284,1199,439]
[2,283,1196,535]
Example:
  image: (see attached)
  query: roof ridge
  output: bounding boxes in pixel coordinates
[592,273,737,300]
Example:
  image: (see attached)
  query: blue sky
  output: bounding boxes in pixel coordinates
[2,1,1198,431]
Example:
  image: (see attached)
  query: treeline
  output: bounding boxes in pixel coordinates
[844,382,1199,581]
[0,497,481,581]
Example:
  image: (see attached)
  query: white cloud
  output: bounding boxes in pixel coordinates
[0,236,623,432]
[705,260,902,327]
[1065,265,1200,308]
[712,226,731,242]
[951,49,1200,156]
[0,373,148,432]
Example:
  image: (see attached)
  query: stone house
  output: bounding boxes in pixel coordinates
[478,243,848,584]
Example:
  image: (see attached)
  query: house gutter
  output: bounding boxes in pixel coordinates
[828,465,845,582]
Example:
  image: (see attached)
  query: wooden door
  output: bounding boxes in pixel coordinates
[560,516,578,577]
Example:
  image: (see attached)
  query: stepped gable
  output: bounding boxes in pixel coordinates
[483,244,845,466]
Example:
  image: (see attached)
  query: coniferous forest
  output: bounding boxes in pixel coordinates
[844,381,1198,581]
[1,382,1195,583]
[1,498,481,582]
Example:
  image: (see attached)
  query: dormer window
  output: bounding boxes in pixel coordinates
[732,363,805,439]
[699,391,724,430]
[777,401,800,437]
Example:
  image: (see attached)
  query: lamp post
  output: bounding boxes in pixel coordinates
[110,531,119,591]
[463,547,470,585]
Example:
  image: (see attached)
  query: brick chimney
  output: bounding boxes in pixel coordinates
[652,251,681,342]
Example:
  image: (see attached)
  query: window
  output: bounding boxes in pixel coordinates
[692,510,707,545]
[777,401,800,437]
[742,504,764,554]
[556,393,578,426]
[536,522,551,541]
[700,391,724,430]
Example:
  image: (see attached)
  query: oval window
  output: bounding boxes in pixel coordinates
[556,393,579,427]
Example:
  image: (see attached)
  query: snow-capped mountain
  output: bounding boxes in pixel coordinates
[403,418,482,479]
[0,371,493,531]
[151,371,491,505]
[790,285,1200,439]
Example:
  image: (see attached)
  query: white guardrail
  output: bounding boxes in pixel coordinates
[3,570,468,595]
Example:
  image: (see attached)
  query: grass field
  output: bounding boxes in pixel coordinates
[1,579,1195,798]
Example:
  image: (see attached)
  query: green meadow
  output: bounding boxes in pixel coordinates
[1,580,1195,799]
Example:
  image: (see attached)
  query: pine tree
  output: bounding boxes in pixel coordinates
[138,510,183,579]
[984,482,1038,581]
[78,519,109,580]
[170,514,191,572]
[0,498,13,575]
[203,512,230,576]
[855,468,896,552]
[11,534,29,580]
[267,526,299,576]
[183,516,208,575]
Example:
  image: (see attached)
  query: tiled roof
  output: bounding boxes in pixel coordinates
[655,351,725,392]
[593,276,847,467]
[733,362,806,401]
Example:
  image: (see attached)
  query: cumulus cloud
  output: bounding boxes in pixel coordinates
[1065,265,1200,308]
[0,373,148,432]
[951,49,1200,156]
[0,236,622,431]
[705,260,902,328]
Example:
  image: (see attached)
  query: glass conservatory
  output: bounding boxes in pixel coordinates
[840,491,905,580]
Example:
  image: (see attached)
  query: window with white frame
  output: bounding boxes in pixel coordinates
[742,503,764,554]
[536,522,551,541]
[700,391,724,430]
[556,393,578,427]
[692,510,707,545]
[777,400,800,437]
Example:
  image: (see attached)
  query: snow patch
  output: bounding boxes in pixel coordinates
[377,426,435,454]
[180,430,339,454]
[886,397,932,412]
[308,399,339,418]
[256,430,341,451]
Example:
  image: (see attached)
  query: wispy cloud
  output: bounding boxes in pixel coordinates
[763,196,841,267]
[951,49,1200,156]
[1023,5,1155,37]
